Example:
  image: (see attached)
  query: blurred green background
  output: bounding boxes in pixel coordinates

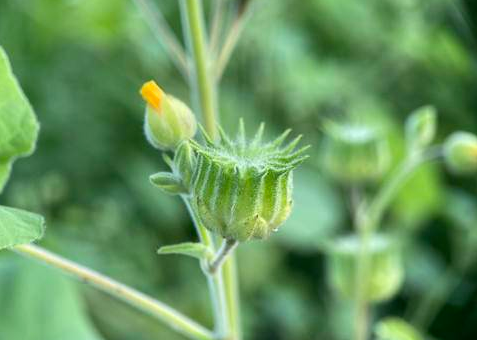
[1,0,477,339]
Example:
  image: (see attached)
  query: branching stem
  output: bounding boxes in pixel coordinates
[353,146,443,340]
[208,239,238,275]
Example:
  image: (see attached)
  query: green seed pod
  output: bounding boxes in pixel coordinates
[140,81,197,151]
[326,234,403,303]
[321,122,390,183]
[190,121,309,242]
[405,105,437,152]
[443,131,477,174]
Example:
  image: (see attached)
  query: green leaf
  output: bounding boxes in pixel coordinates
[149,172,187,195]
[0,255,104,340]
[158,242,213,260]
[0,205,45,249]
[375,317,425,340]
[0,46,40,193]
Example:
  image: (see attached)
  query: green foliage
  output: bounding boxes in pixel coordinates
[150,172,187,195]
[158,242,213,261]
[0,206,44,250]
[0,255,104,340]
[1,0,477,339]
[0,46,39,193]
[0,47,43,249]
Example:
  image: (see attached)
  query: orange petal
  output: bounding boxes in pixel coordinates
[140,80,164,112]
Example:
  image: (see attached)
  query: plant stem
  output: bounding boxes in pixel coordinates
[13,244,214,340]
[367,147,442,232]
[208,239,238,274]
[180,1,241,339]
[133,0,189,78]
[181,0,218,139]
[353,225,372,340]
[209,0,227,58]
[182,197,230,339]
[222,257,241,340]
[215,3,252,81]
[352,147,443,340]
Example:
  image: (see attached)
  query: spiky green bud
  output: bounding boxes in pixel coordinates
[141,81,197,151]
[405,105,437,152]
[326,234,403,303]
[443,131,477,174]
[321,122,390,183]
[190,121,309,242]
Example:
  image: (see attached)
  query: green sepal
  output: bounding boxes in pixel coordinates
[157,242,213,260]
[149,172,187,195]
[0,205,45,250]
[375,317,425,340]
[173,141,196,190]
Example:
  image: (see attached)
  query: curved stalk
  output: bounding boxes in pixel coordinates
[13,244,214,340]
[353,147,443,340]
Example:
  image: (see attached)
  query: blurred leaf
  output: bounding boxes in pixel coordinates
[158,242,213,260]
[375,317,424,340]
[0,255,104,340]
[392,163,443,228]
[0,206,44,250]
[0,46,39,193]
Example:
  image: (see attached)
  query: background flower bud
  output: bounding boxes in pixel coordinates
[190,121,309,242]
[321,122,390,183]
[443,131,477,174]
[326,234,403,303]
[405,105,437,152]
[141,81,197,151]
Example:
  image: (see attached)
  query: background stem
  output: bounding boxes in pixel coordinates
[352,148,443,340]
[13,244,214,340]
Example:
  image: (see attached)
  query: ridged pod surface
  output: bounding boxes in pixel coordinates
[190,121,309,242]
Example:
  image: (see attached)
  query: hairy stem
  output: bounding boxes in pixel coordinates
[181,0,218,139]
[180,1,241,339]
[222,257,241,340]
[182,197,230,338]
[13,244,214,340]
